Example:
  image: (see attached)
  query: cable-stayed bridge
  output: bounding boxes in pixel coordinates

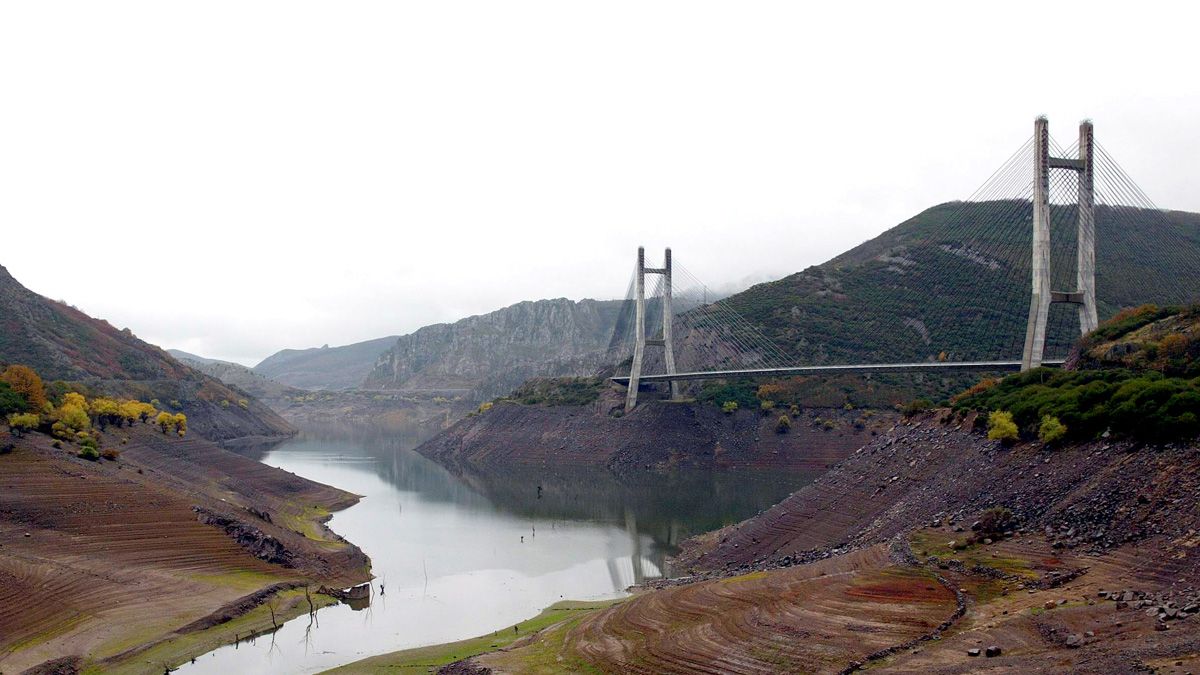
[607,118,1200,411]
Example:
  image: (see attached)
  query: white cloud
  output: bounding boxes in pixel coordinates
[3,0,1198,365]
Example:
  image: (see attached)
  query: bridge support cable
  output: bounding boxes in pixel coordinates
[608,117,1199,396]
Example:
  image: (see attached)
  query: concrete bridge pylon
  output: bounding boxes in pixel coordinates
[625,247,678,412]
[1021,117,1099,371]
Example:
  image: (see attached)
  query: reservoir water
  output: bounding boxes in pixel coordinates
[180,427,819,673]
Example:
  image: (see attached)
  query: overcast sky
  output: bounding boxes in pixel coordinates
[3,1,1199,365]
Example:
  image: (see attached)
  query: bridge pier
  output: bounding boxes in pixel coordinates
[1021,117,1098,371]
[624,247,678,412]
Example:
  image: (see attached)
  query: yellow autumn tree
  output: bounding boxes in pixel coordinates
[1,365,47,411]
[156,411,176,434]
[62,392,89,412]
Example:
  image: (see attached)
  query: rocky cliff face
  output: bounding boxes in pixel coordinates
[363,298,624,400]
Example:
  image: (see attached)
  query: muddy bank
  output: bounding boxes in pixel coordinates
[675,410,1200,583]
[0,425,370,673]
[416,398,893,476]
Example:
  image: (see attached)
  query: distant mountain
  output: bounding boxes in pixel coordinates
[169,349,301,402]
[364,298,625,400]
[166,348,232,367]
[253,335,399,390]
[0,264,292,443]
[682,202,1200,370]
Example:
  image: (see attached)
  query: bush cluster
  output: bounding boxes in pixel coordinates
[957,367,1200,443]
[509,377,603,406]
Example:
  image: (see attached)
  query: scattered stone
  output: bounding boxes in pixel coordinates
[1066,634,1081,648]
[967,648,981,657]
[1057,599,1068,606]
[983,538,993,545]
[1085,631,1095,638]
[985,645,1002,657]
[1155,621,1169,632]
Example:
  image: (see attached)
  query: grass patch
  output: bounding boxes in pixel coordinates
[909,530,1037,580]
[326,599,625,674]
[720,570,768,585]
[83,588,335,675]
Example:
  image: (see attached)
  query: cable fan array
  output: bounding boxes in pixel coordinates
[604,132,1200,380]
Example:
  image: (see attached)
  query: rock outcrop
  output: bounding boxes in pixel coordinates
[364,298,624,400]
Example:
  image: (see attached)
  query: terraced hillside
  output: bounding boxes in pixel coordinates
[0,425,369,673]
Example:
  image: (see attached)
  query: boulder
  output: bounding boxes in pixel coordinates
[985,645,1002,657]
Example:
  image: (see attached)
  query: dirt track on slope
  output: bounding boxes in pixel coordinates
[0,427,369,673]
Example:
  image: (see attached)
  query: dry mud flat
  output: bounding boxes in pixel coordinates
[0,426,369,673]
[440,533,1199,674]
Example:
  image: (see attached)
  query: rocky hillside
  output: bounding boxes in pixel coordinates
[253,335,399,391]
[681,202,1200,371]
[0,264,292,444]
[169,349,302,403]
[364,298,625,400]
[416,384,893,476]
[678,306,1200,573]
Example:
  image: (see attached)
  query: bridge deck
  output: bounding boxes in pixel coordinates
[610,360,1064,385]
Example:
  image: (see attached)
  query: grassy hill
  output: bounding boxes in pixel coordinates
[701,201,1200,368]
[0,264,292,442]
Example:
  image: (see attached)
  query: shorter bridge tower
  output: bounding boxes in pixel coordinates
[1022,116,1099,371]
[624,247,678,412]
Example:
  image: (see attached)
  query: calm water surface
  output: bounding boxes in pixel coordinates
[180,426,818,673]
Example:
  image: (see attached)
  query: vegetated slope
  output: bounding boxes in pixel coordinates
[364,298,625,400]
[682,202,1200,371]
[0,264,291,443]
[253,335,400,390]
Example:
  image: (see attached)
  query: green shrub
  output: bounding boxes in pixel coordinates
[78,446,100,461]
[0,382,29,416]
[7,412,39,436]
[986,410,1019,444]
[976,506,1014,536]
[776,415,791,433]
[699,380,757,410]
[902,398,933,417]
[1038,415,1067,444]
[721,401,739,415]
[760,400,776,414]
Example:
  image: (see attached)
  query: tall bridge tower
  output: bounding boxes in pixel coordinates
[625,247,678,412]
[1022,117,1099,371]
